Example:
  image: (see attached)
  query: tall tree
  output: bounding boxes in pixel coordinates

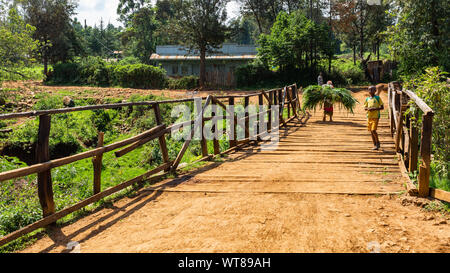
[20,0,81,75]
[387,0,449,75]
[0,6,38,78]
[175,0,229,87]
[117,0,148,25]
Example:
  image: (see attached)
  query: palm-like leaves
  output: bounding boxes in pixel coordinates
[302,85,358,114]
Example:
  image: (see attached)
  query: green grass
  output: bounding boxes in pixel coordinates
[0,65,48,82]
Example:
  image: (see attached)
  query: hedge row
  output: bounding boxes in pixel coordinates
[46,56,198,90]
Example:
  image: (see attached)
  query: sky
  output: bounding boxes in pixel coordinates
[75,0,241,27]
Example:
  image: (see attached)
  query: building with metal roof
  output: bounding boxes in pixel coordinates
[150,44,257,87]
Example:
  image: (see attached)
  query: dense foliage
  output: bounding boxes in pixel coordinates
[302,85,358,114]
[387,0,450,76]
[167,76,199,90]
[0,7,38,81]
[47,57,167,89]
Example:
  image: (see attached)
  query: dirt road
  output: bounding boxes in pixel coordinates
[21,89,450,253]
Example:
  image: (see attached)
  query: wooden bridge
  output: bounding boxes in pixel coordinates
[0,82,448,251]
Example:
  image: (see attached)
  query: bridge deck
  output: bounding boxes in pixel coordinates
[147,92,404,195]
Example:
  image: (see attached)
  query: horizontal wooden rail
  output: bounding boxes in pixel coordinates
[0,83,302,247]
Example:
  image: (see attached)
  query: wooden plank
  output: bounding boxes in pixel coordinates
[430,188,450,203]
[418,113,433,197]
[114,128,166,158]
[153,104,170,166]
[36,115,55,218]
[403,89,434,115]
[0,162,172,247]
[93,132,104,194]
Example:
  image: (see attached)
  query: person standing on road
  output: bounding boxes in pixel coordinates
[364,86,384,150]
[318,72,324,86]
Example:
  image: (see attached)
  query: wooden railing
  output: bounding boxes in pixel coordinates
[388,82,449,202]
[0,84,304,247]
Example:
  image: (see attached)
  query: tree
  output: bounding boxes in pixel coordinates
[20,0,81,75]
[126,6,159,63]
[117,0,149,25]
[228,15,258,44]
[387,0,450,75]
[258,10,334,75]
[366,1,392,61]
[0,6,39,78]
[174,0,229,88]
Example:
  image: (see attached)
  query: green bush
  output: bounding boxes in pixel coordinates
[112,64,167,89]
[46,62,80,84]
[167,76,199,90]
[235,59,277,87]
[78,56,110,86]
[47,58,167,89]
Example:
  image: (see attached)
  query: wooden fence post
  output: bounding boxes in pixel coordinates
[229,97,237,147]
[409,112,419,173]
[258,94,264,137]
[93,131,104,194]
[418,113,433,197]
[153,104,170,170]
[395,92,404,152]
[212,102,220,155]
[36,114,55,218]
[200,118,208,157]
[268,92,273,132]
[287,88,291,119]
[244,97,250,139]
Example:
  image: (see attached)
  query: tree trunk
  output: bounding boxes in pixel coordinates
[43,55,48,76]
[199,46,206,88]
[377,41,380,61]
[353,44,356,65]
[360,26,364,59]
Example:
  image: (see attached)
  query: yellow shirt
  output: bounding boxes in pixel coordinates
[364,96,384,119]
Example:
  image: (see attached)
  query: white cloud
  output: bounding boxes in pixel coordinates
[75,0,121,27]
[74,0,240,27]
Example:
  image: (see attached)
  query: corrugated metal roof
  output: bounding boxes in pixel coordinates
[150,53,256,61]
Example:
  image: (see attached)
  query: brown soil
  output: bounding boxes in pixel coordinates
[20,88,450,253]
[2,80,251,101]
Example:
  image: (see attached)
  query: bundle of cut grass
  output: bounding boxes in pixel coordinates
[302,85,358,114]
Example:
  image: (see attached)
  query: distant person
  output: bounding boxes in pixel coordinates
[364,86,384,150]
[317,72,324,86]
[322,81,334,122]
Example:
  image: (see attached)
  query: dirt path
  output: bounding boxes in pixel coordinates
[21,89,450,253]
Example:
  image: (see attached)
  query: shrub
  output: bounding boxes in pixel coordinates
[167,76,199,90]
[117,56,141,66]
[112,64,167,89]
[78,56,110,86]
[46,62,80,84]
[235,59,277,87]
[47,58,168,89]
